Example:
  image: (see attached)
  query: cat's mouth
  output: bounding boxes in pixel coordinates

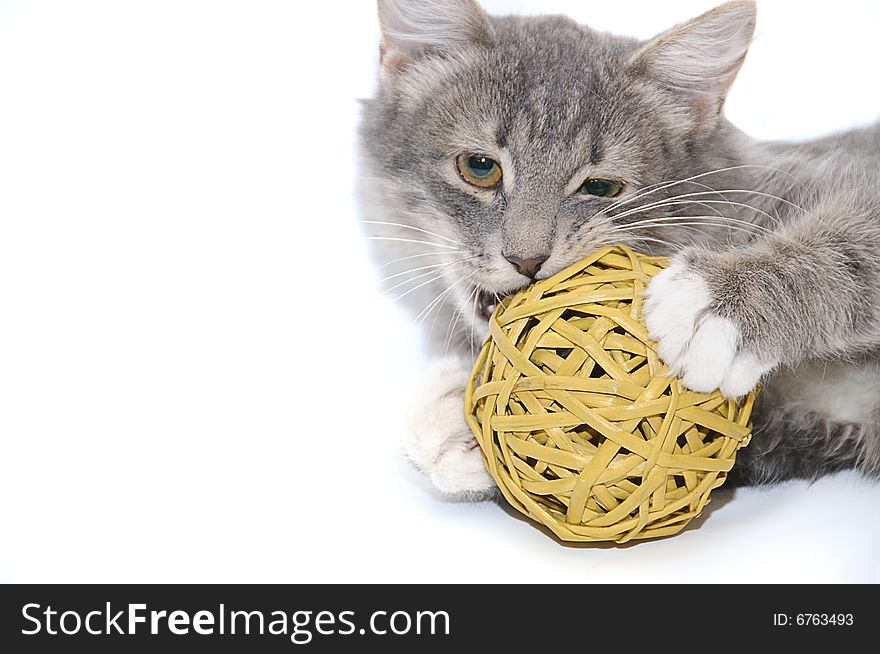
[474,287,509,321]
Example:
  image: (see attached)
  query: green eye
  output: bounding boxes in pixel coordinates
[456,154,502,188]
[578,178,622,198]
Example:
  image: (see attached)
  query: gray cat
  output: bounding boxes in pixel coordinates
[358,0,880,497]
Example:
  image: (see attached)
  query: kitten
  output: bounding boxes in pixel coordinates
[358,0,880,497]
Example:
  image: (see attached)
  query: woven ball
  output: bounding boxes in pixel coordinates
[464,246,757,544]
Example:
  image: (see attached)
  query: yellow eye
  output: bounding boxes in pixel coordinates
[456,154,503,189]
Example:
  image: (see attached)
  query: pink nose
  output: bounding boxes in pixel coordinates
[504,254,548,279]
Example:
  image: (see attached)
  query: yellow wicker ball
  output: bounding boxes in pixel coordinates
[464,246,757,544]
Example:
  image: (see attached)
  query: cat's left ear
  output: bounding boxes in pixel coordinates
[629,0,756,138]
[377,0,495,84]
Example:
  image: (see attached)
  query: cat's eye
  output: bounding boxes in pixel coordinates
[456,154,503,189]
[578,178,622,198]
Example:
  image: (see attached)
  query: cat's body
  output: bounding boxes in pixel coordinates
[359,0,880,495]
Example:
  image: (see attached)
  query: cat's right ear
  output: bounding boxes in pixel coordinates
[629,0,756,139]
[377,0,495,84]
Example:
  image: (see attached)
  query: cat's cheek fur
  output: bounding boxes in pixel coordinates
[643,260,776,398]
[402,357,497,498]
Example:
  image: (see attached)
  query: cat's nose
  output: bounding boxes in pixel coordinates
[504,254,548,280]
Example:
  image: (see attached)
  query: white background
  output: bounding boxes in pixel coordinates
[1,0,878,583]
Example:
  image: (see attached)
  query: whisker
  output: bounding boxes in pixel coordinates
[593,164,806,223]
[413,284,454,326]
[616,220,766,238]
[412,280,457,326]
[414,270,477,326]
[613,233,681,250]
[364,236,461,250]
[468,283,480,361]
[376,256,477,285]
[444,284,478,357]
[442,306,461,357]
[609,196,777,232]
[651,198,776,226]
[405,266,474,314]
[377,250,463,270]
[385,259,468,296]
[442,291,466,355]
[422,279,461,336]
[360,220,465,246]
[617,210,771,235]
[624,180,799,224]
[685,188,804,215]
[377,262,455,285]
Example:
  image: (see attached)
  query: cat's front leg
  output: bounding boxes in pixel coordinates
[402,357,497,498]
[643,214,880,397]
[642,256,779,398]
[642,212,880,398]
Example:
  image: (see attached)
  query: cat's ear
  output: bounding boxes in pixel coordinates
[377,0,495,83]
[629,0,756,138]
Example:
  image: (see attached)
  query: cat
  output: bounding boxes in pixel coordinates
[358,0,880,498]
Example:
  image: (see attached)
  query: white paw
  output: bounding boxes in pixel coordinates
[403,358,496,498]
[642,261,773,398]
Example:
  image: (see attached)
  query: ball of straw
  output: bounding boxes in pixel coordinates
[464,246,757,543]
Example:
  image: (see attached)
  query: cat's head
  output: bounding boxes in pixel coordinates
[360,0,756,350]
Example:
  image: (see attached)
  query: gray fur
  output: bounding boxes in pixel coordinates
[358,0,880,485]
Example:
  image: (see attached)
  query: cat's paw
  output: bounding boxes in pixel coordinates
[403,358,496,499]
[642,260,773,398]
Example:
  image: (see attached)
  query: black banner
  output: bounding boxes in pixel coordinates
[0,584,872,652]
